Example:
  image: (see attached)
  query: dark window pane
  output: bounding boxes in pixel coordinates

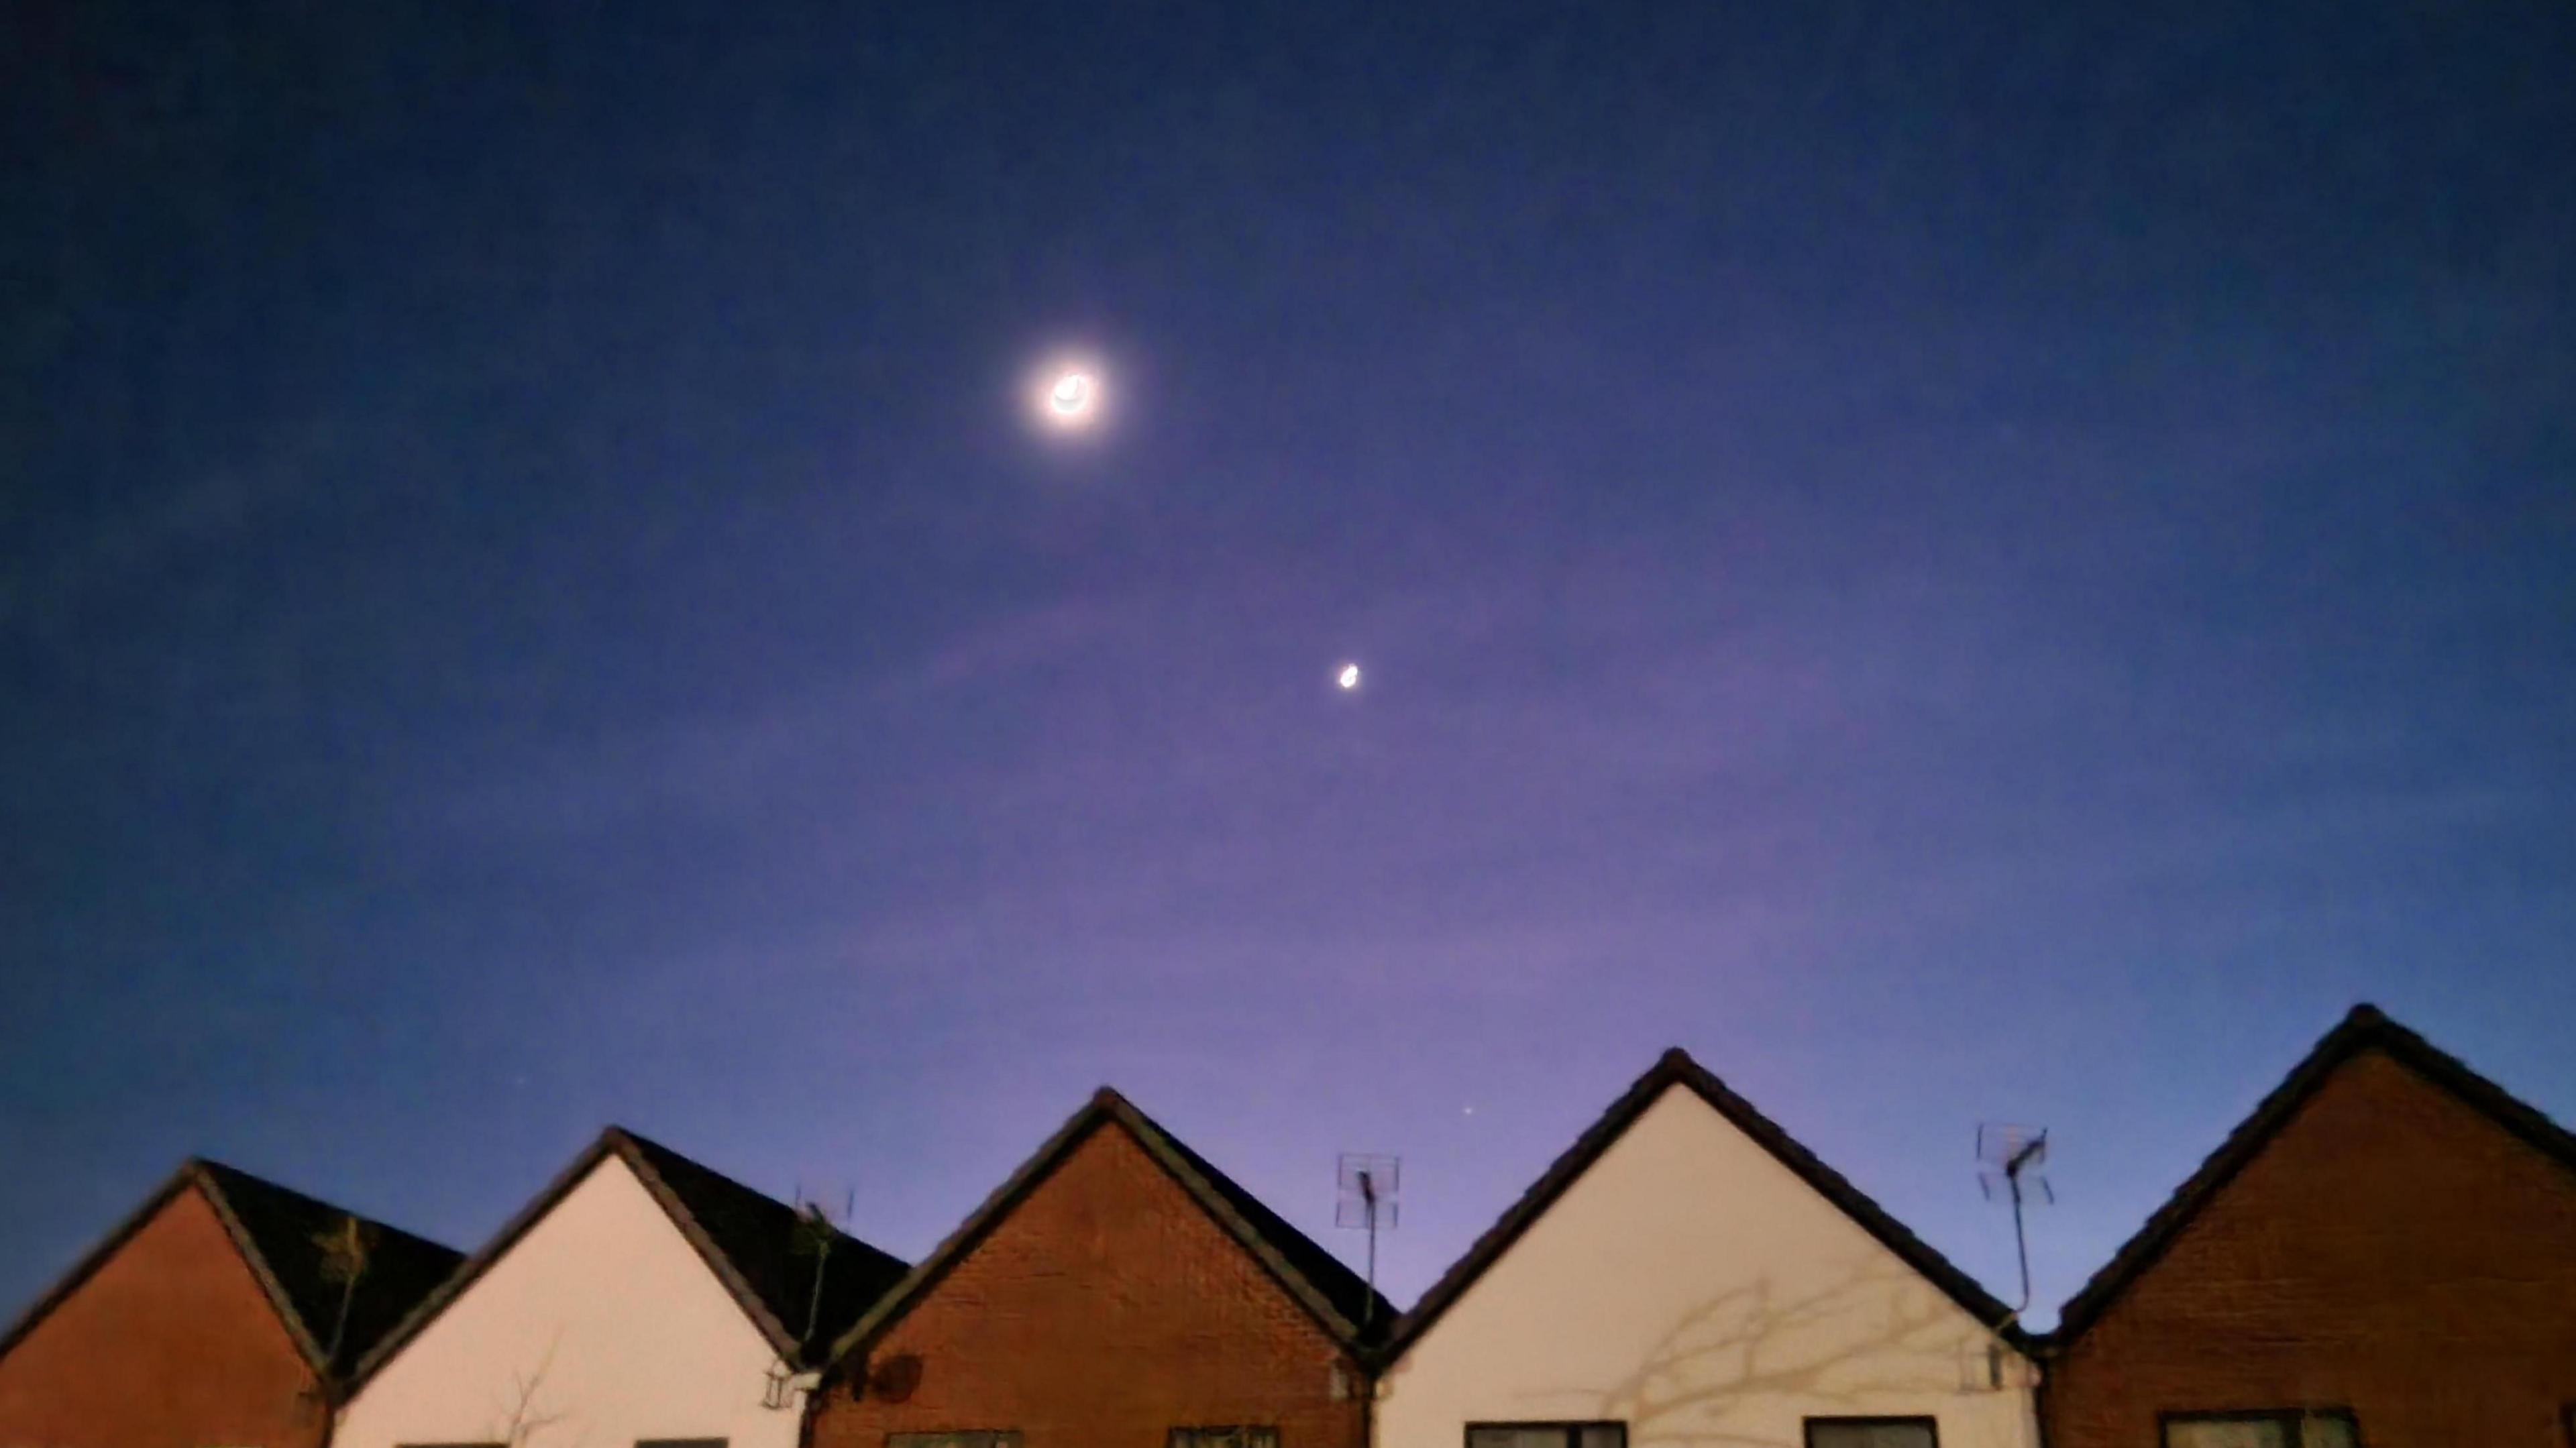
[2163,1412,2355,1448]
[1807,1421,1936,1448]
[1468,1425,1622,1448]
[2298,1418,2355,1448]
[2164,1422,2287,1448]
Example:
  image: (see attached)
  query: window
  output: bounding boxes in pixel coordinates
[1805,1418,1937,1448]
[1466,1423,1623,1448]
[888,1435,1020,1448]
[2161,1411,2358,1448]
[1170,1429,1279,1448]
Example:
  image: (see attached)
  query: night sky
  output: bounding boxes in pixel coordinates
[5,2,2573,1328]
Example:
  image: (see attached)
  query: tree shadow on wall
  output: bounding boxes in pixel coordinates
[484,1337,591,1448]
[1519,1258,2002,1448]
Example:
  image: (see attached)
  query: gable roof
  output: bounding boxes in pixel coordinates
[0,1159,462,1384]
[351,1127,907,1388]
[1385,1047,2026,1363]
[2049,1002,2576,1347]
[617,1130,910,1361]
[825,1087,1394,1369]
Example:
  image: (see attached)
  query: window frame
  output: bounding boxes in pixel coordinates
[1167,1428,1279,1448]
[884,1433,1022,1448]
[2157,1408,2363,1447]
[1463,1421,1626,1448]
[1802,1416,1940,1448]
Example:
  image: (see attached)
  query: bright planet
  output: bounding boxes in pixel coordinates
[1337,663,1361,690]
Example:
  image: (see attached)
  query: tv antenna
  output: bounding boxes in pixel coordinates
[763,1180,857,1410]
[1334,1153,1400,1326]
[1976,1124,2052,1314]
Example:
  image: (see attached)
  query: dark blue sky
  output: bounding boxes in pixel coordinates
[5,1,2573,1327]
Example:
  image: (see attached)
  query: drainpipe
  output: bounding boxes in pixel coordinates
[307,1378,339,1448]
[796,1355,833,1448]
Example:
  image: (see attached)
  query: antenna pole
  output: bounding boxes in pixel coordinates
[2008,1166,2029,1312]
[1336,1151,1399,1327]
[1360,1169,1379,1327]
[2004,1135,2041,1313]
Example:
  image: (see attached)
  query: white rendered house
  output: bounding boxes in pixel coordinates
[1376,1050,2040,1448]
[335,1128,906,1448]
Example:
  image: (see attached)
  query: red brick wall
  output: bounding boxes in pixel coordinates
[2043,1050,2576,1447]
[0,1184,323,1448]
[811,1124,1366,1448]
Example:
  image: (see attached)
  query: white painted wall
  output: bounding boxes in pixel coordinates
[1379,1087,2039,1448]
[336,1158,798,1448]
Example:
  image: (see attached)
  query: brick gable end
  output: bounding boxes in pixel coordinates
[2045,1050,2576,1446]
[0,1185,321,1448]
[812,1125,1365,1448]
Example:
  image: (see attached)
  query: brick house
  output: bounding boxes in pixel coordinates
[2041,1004,2576,1448]
[336,1127,907,1448]
[809,1088,1391,1448]
[1377,1049,2039,1448]
[0,1159,460,1448]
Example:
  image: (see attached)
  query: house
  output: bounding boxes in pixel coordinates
[808,1087,1392,1448]
[333,1127,906,1448]
[1375,1049,2039,1448]
[0,1158,460,1448]
[2039,1004,2576,1448]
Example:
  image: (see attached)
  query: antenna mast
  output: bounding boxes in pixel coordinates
[1976,1123,2053,1314]
[1335,1153,1401,1325]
